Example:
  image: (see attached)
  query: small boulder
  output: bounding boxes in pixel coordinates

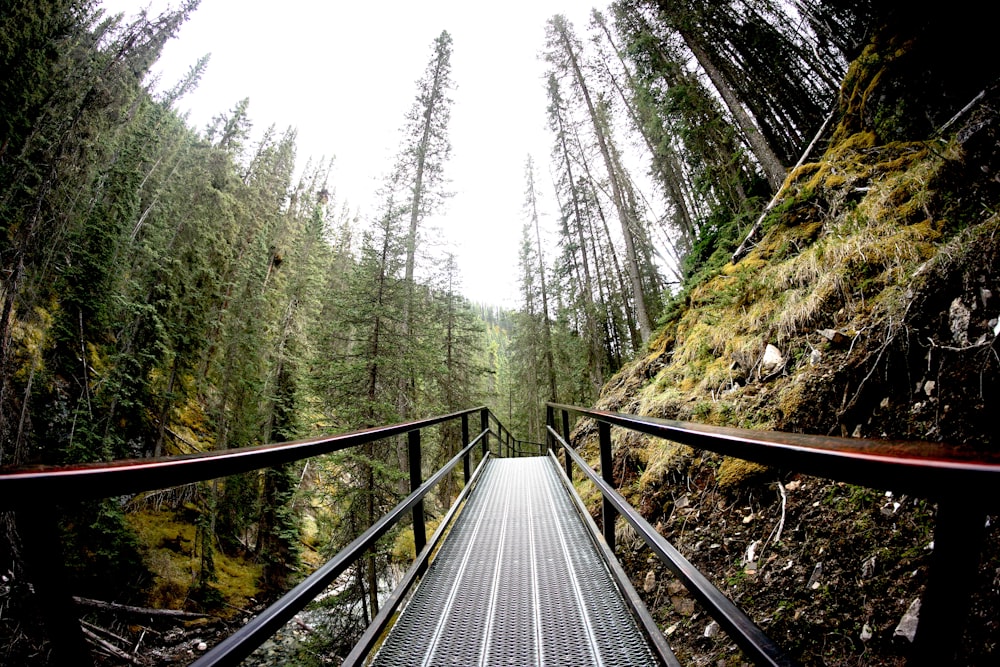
[949,298,971,345]
[817,328,850,347]
[643,570,657,593]
[671,596,696,616]
[893,598,921,642]
[761,344,784,374]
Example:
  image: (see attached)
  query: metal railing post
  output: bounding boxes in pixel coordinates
[480,408,489,458]
[910,498,987,666]
[599,421,616,552]
[562,408,572,481]
[408,430,426,557]
[461,413,470,484]
[16,507,93,666]
[546,405,554,454]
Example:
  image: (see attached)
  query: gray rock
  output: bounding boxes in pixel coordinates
[949,298,971,345]
[704,621,720,638]
[817,328,850,346]
[761,344,784,374]
[643,570,657,593]
[672,596,696,616]
[893,598,921,642]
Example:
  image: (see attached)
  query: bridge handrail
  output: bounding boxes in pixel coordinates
[339,448,492,667]
[192,429,491,667]
[0,406,489,509]
[0,406,498,666]
[547,423,795,667]
[547,402,1000,667]
[547,402,1000,501]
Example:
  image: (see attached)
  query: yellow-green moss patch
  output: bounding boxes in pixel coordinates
[716,457,770,491]
[128,509,262,616]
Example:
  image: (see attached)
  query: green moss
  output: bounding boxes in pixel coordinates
[128,509,261,616]
[716,457,770,491]
[638,441,693,496]
[392,517,443,562]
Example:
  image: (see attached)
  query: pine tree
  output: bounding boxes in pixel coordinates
[396,30,455,422]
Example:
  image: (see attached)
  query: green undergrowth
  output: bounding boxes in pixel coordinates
[128,508,262,616]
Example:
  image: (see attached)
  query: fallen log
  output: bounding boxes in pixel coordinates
[81,625,140,664]
[732,107,837,263]
[73,596,217,619]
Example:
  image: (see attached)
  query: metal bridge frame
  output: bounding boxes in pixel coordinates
[1,403,998,666]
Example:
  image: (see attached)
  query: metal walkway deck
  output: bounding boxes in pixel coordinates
[371,456,660,667]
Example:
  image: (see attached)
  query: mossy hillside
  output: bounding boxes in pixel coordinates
[583,125,995,496]
[567,37,1000,665]
[573,149,1000,664]
[127,508,262,616]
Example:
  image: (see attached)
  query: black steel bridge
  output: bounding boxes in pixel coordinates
[1,403,998,666]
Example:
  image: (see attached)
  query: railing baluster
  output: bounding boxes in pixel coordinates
[910,498,986,666]
[16,506,93,666]
[561,408,572,481]
[546,405,554,455]
[461,413,470,484]
[408,430,426,558]
[599,421,616,552]
[481,408,489,458]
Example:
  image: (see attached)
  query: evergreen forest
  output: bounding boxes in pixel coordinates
[2,0,999,664]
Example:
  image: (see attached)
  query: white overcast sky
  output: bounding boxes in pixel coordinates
[100,0,610,306]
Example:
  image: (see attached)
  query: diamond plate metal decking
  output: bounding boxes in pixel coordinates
[371,456,661,667]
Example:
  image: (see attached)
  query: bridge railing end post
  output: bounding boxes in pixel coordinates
[461,413,470,484]
[599,421,616,552]
[407,430,426,560]
[561,409,572,482]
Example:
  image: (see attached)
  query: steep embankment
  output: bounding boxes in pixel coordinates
[574,21,1000,667]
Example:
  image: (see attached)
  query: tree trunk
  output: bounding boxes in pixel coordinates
[526,159,558,403]
[556,21,653,344]
[681,33,787,191]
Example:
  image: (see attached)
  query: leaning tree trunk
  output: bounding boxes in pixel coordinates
[682,33,787,191]
[556,22,653,344]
